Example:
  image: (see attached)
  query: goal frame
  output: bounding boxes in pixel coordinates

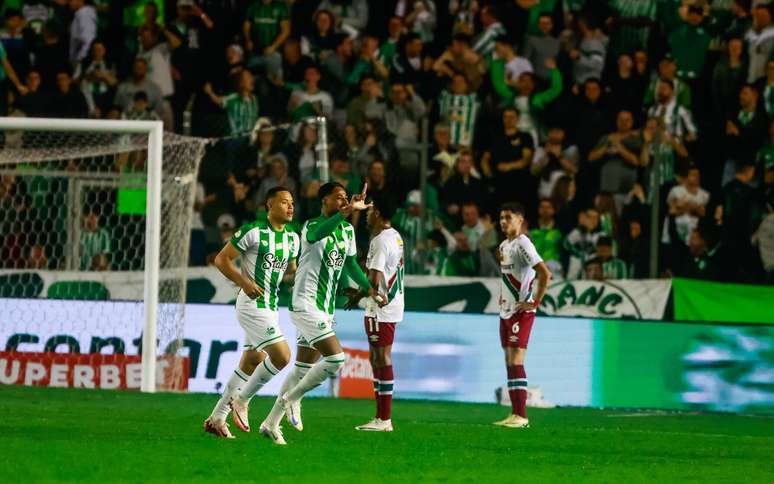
[0,117,164,393]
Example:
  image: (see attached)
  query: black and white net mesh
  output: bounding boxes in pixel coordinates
[0,126,207,390]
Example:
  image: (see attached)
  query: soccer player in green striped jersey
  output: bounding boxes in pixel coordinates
[203,187,299,439]
[259,182,375,444]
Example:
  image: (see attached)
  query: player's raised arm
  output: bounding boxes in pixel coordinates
[213,242,263,299]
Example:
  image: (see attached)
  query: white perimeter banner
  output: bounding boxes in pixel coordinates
[0,298,593,406]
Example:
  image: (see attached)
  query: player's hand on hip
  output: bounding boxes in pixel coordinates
[515,301,537,313]
[241,280,263,299]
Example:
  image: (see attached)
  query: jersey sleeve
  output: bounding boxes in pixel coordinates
[231,225,259,253]
[346,225,357,257]
[366,237,388,273]
[518,237,543,268]
[291,232,301,258]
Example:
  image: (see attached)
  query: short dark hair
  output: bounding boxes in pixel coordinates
[370,192,397,221]
[265,186,291,209]
[584,257,603,269]
[539,197,555,209]
[500,202,525,217]
[597,236,613,247]
[133,91,148,102]
[318,181,345,202]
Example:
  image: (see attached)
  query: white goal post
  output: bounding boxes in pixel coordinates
[1,117,173,393]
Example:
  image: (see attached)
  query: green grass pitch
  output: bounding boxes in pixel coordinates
[2,386,773,483]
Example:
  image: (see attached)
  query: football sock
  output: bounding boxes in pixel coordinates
[378,365,394,421]
[211,368,250,421]
[264,361,312,428]
[373,366,382,419]
[507,365,528,418]
[286,353,347,402]
[237,358,280,404]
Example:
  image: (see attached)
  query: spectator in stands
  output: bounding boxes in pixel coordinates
[665,165,709,245]
[248,117,285,185]
[346,74,383,131]
[383,81,426,149]
[639,116,688,189]
[243,0,290,76]
[753,189,774,282]
[595,235,628,279]
[122,91,159,120]
[330,153,361,195]
[719,161,761,280]
[472,4,505,59]
[668,4,711,82]
[573,78,609,166]
[391,32,429,93]
[256,157,298,207]
[724,84,767,185]
[583,257,604,281]
[759,59,774,119]
[429,122,457,186]
[530,198,563,277]
[404,0,436,43]
[16,69,47,117]
[80,208,111,271]
[27,244,48,270]
[523,13,560,85]
[113,57,163,118]
[643,55,692,109]
[506,59,561,144]
[286,122,319,184]
[564,207,602,279]
[137,23,180,102]
[483,107,535,211]
[203,70,258,136]
[318,0,369,36]
[647,78,698,142]
[1,9,31,79]
[672,222,724,280]
[441,149,486,222]
[588,110,643,198]
[532,126,579,200]
[570,12,607,85]
[619,218,649,279]
[32,21,69,93]
[438,72,480,148]
[605,53,647,117]
[74,39,118,117]
[280,37,313,87]
[68,0,97,67]
[287,64,333,121]
[377,16,403,67]
[552,175,580,234]
[0,33,27,116]
[726,0,753,40]
[433,33,485,91]
[48,70,89,118]
[494,35,532,91]
[712,38,745,122]
[746,3,774,83]
[302,9,337,60]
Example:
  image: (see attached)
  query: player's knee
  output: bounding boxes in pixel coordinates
[323,352,347,372]
[272,352,290,370]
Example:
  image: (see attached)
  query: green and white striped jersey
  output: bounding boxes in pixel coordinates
[291,215,357,315]
[221,93,259,135]
[80,228,111,270]
[438,90,480,147]
[231,221,300,311]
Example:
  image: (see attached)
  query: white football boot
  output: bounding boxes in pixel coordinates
[259,422,287,445]
[355,418,393,432]
[229,399,251,432]
[203,417,235,439]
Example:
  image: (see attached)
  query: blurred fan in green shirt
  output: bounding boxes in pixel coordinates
[530,198,563,276]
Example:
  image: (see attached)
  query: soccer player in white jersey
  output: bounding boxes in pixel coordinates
[346,193,405,432]
[494,203,552,429]
[258,181,374,445]
[203,187,300,439]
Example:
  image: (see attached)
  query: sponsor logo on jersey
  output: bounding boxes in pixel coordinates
[325,249,345,270]
[261,253,289,272]
[234,230,241,238]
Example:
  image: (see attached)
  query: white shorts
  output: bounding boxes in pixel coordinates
[235,290,285,351]
[290,310,336,348]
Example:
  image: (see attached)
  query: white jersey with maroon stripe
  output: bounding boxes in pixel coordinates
[366,227,405,323]
[499,234,543,319]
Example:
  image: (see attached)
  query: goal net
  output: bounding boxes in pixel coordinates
[0,118,207,392]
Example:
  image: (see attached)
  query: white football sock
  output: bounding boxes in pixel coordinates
[286,353,346,402]
[264,361,312,428]
[237,358,280,404]
[211,368,249,421]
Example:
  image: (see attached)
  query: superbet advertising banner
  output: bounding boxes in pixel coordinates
[1,298,772,413]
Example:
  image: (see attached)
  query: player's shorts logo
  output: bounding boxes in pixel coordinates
[267,327,276,335]
[318,322,327,330]
[511,323,520,335]
[369,334,379,342]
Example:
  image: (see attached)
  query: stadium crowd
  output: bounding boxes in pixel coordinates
[0,0,773,283]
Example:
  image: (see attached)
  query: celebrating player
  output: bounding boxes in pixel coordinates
[203,187,300,439]
[258,181,374,445]
[494,203,552,428]
[348,193,404,432]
